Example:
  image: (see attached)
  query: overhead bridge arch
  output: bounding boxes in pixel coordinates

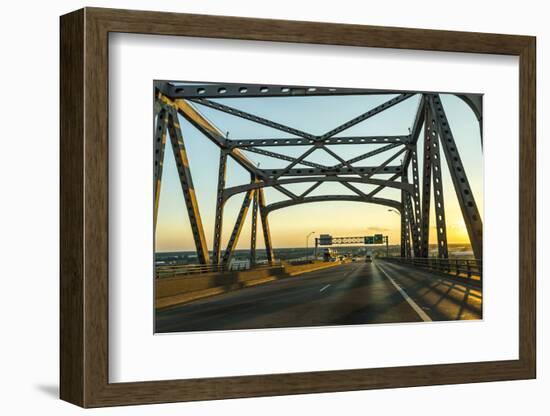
[222,176,414,201]
[264,195,402,214]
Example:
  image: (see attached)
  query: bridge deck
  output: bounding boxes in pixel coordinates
[155,260,482,333]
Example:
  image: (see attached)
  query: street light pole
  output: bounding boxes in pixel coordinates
[387,209,400,258]
[306,231,315,262]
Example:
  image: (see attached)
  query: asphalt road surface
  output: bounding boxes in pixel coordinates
[155,259,482,333]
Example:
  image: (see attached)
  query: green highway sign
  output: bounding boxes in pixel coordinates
[364,234,385,245]
[319,234,333,246]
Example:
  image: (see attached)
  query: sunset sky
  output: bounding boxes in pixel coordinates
[155,92,482,253]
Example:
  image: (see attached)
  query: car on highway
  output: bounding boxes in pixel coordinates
[365,255,373,263]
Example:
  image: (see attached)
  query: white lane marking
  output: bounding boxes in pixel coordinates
[319,284,331,292]
[317,263,362,294]
[376,263,432,322]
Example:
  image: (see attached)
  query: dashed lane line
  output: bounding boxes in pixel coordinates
[315,263,364,294]
[319,284,331,292]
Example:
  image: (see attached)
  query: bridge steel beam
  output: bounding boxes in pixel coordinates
[341,181,367,197]
[410,145,422,255]
[365,147,407,180]
[212,151,228,264]
[389,97,425,259]
[406,196,416,257]
[166,108,210,264]
[158,93,265,179]
[260,165,403,178]
[403,97,424,257]
[367,172,401,198]
[192,93,416,145]
[250,186,259,266]
[420,103,432,258]
[222,188,255,265]
[403,174,420,257]
[405,222,412,257]
[191,98,315,140]
[322,145,371,179]
[273,146,318,179]
[426,105,449,259]
[153,106,169,230]
[402,95,426,169]
[400,168,413,259]
[156,82,402,100]
[265,195,401,214]
[244,147,326,169]
[273,184,298,200]
[227,135,410,148]
[318,93,416,140]
[258,188,275,263]
[428,94,483,260]
[400,201,409,258]
[301,181,322,198]
[333,142,403,169]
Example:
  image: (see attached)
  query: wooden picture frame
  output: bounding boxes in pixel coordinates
[60,7,536,408]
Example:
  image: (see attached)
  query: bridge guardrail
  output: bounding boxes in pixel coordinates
[155,261,281,278]
[380,257,482,284]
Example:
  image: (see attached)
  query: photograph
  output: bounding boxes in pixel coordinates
[153,81,483,333]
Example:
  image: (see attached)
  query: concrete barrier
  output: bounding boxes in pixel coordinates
[282,260,347,276]
[156,260,345,310]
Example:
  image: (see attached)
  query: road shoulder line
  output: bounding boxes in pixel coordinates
[376,262,432,322]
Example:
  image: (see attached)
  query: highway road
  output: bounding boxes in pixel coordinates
[155,259,482,333]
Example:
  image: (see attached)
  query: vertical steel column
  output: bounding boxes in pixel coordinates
[426,106,449,259]
[403,173,420,257]
[400,202,408,257]
[258,188,275,263]
[410,145,422,256]
[420,103,432,258]
[153,106,169,230]
[428,94,483,261]
[250,185,259,266]
[404,199,412,258]
[212,151,228,264]
[222,189,255,265]
[166,108,210,264]
[405,192,418,258]
[406,226,412,257]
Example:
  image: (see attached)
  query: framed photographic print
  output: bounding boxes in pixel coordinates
[60,7,536,408]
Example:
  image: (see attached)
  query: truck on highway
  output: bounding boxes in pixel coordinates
[365,250,373,263]
[322,248,336,262]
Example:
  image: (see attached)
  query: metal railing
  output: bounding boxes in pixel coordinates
[285,258,315,266]
[380,256,482,284]
[155,260,281,279]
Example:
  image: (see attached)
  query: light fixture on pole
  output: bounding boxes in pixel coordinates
[386,209,401,257]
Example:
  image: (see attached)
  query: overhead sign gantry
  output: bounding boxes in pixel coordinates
[315,234,389,257]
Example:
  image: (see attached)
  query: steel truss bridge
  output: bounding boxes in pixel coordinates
[154,81,483,266]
